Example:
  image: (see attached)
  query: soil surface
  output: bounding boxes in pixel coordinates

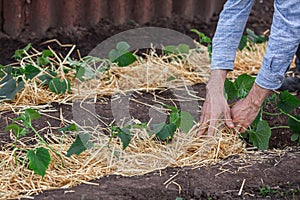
[1,0,300,199]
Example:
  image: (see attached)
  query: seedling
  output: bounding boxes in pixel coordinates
[109,41,137,67]
[13,43,31,60]
[238,28,268,51]
[68,56,111,81]
[163,44,190,56]
[109,123,147,150]
[5,108,60,177]
[152,104,194,142]
[4,108,92,177]
[191,29,212,58]
[259,186,278,197]
[108,105,194,149]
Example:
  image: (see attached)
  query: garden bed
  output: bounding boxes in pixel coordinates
[1,0,300,199]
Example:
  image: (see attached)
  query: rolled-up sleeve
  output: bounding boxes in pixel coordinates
[211,0,254,70]
[255,0,300,90]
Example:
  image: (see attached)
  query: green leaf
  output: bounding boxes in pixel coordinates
[288,115,300,133]
[116,127,131,150]
[0,78,24,101]
[224,78,237,101]
[167,76,176,81]
[177,44,190,54]
[164,104,179,113]
[0,65,5,78]
[179,111,194,133]
[5,124,27,137]
[75,66,86,81]
[37,57,49,66]
[249,120,271,150]
[234,74,255,99]
[24,64,40,80]
[291,133,299,142]
[13,44,31,60]
[14,108,40,127]
[49,78,71,94]
[277,90,300,114]
[26,147,51,177]
[153,122,177,141]
[129,123,147,129]
[59,123,78,133]
[114,52,137,67]
[0,69,13,84]
[169,110,181,127]
[164,45,177,55]
[36,50,53,66]
[38,70,57,85]
[164,44,190,55]
[116,41,130,52]
[191,29,207,43]
[251,108,263,129]
[109,42,137,67]
[165,105,181,127]
[238,35,248,51]
[246,28,268,44]
[66,133,93,157]
[25,108,40,121]
[41,50,53,58]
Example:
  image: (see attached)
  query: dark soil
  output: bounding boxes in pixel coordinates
[1,0,300,199]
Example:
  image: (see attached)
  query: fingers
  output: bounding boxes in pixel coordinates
[207,118,218,136]
[233,124,247,133]
[198,122,208,136]
[198,103,208,136]
[224,109,234,128]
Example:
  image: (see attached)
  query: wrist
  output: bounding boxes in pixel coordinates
[207,70,229,92]
[247,83,272,108]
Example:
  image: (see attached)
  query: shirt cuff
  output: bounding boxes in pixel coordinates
[255,55,293,90]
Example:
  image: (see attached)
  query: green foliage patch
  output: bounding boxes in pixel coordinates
[225,74,300,150]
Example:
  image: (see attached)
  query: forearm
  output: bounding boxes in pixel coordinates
[211,0,254,71]
[255,0,300,90]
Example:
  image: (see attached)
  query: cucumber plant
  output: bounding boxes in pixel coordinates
[238,28,268,51]
[109,41,137,67]
[5,108,93,177]
[152,104,194,142]
[224,74,300,150]
[109,105,194,150]
[190,29,212,58]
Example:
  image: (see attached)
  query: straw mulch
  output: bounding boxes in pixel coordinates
[0,123,245,199]
[0,42,269,110]
[0,41,276,199]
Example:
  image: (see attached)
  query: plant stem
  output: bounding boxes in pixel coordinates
[270,126,290,130]
[29,125,64,166]
[285,113,300,123]
[14,136,18,164]
[263,111,281,116]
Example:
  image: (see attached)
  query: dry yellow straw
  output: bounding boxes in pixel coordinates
[0,122,245,199]
[0,41,272,111]
[0,41,275,199]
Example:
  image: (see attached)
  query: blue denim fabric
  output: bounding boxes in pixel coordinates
[211,0,300,90]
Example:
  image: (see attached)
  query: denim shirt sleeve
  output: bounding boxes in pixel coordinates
[211,0,300,90]
[255,0,300,90]
[211,0,254,70]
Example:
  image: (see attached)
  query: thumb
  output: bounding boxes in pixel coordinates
[225,110,234,128]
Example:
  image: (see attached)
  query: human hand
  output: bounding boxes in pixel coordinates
[198,70,234,136]
[231,83,272,132]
